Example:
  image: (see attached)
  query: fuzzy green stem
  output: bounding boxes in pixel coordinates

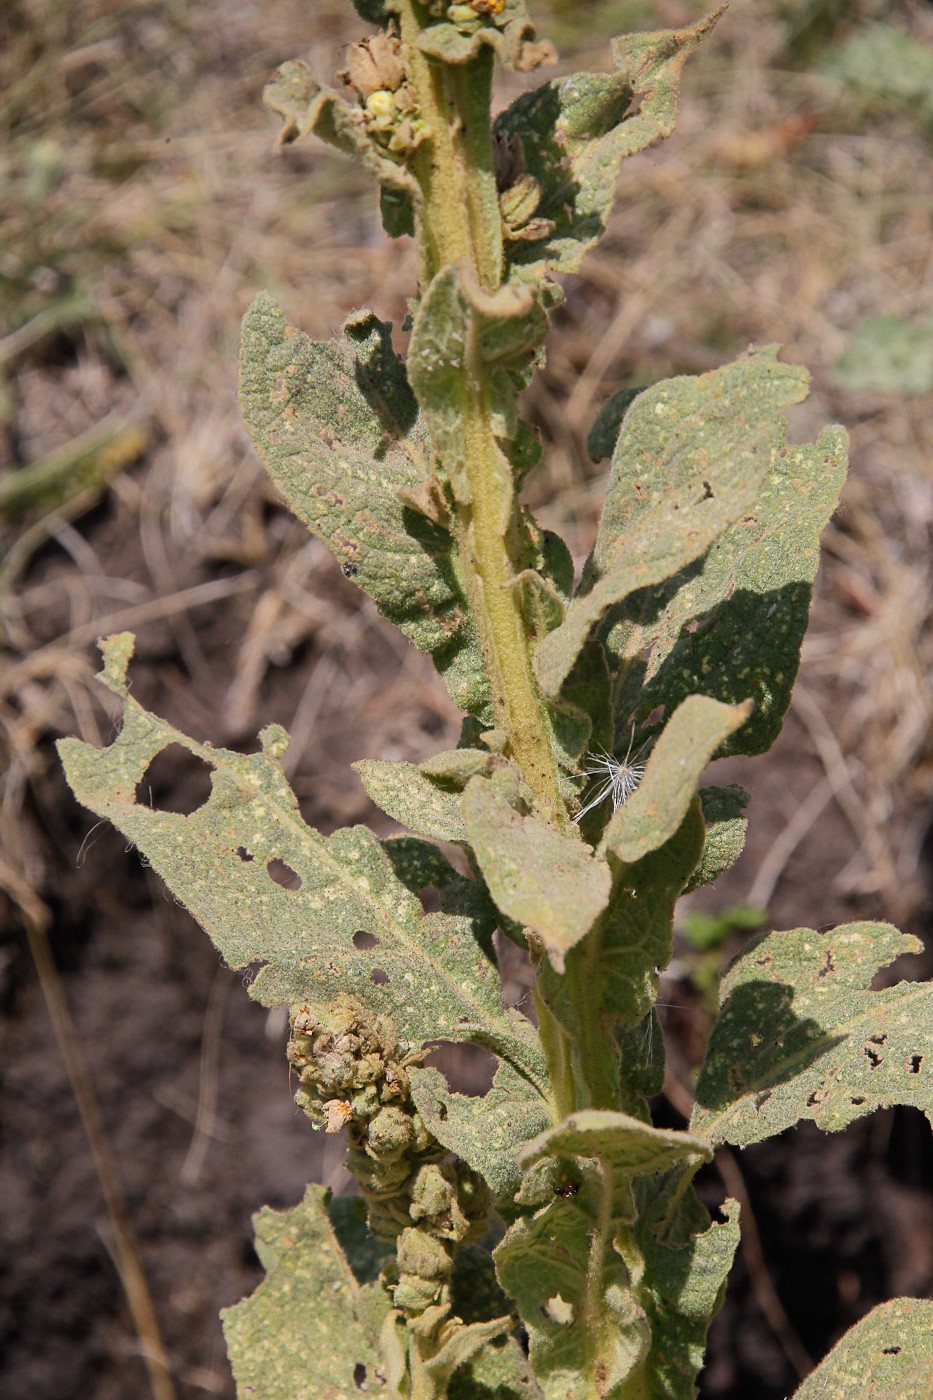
[532,984,576,1120]
[399,0,566,824]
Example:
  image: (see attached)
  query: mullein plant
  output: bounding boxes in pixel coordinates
[60,2,933,1396]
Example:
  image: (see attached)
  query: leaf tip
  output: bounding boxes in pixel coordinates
[97,631,136,697]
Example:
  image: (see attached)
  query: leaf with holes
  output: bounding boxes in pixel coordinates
[221,1184,388,1400]
[601,355,847,756]
[410,1058,551,1202]
[462,769,612,972]
[57,635,548,1092]
[692,922,933,1147]
[632,1173,740,1400]
[791,1297,933,1400]
[494,11,722,287]
[494,1111,712,1399]
[239,291,490,719]
[535,348,799,702]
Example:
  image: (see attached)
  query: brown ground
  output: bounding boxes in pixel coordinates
[1,1,932,1397]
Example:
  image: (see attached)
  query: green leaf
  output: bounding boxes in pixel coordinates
[57,636,546,1091]
[613,434,838,744]
[634,1175,740,1399]
[450,1332,541,1400]
[494,11,723,286]
[520,1109,711,1179]
[355,759,471,843]
[263,60,418,240]
[536,348,798,702]
[792,1297,933,1400]
[684,785,749,894]
[422,1317,516,1398]
[410,1058,551,1201]
[407,263,548,501]
[494,1111,711,1399]
[239,291,490,718]
[831,314,933,399]
[221,1184,386,1400]
[604,354,847,757]
[602,696,751,864]
[462,770,612,971]
[692,921,933,1147]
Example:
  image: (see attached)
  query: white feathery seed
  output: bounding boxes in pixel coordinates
[573,730,646,824]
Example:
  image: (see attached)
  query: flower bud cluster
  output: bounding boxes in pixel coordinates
[288,998,490,1323]
[338,32,425,157]
[434,0,508,31]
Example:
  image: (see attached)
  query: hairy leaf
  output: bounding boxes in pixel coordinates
[450,1334,541,1400]
[693,922,933,1147]
[634,1175,740,1399]
[221,1184,386,1400]
[604,360,847,755]
[355,758,471,843]
[463,771,612,971]
[239,291,491,718]
[602,696,751,864]
[422,1317,516,1398]
[410,1058,551,1201]
[791,1297,933,1399]
[57,636,547,1090]
[494,12,722,286]
[684,785,750,894]
[495,1111,711,1399]
[535,348,799,702]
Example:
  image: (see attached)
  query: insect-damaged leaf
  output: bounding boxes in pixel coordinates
[684,785,749,894]
[534,348,800,703]
[57,636,547,1091]
[463,770,612,971]
[633,1174,740,1400]
[494,1111,712,1400]
[221,1184,387,1400]
[692,922,933,1147]
[790,1297,933,1400]
[412,1056,551,1202]
[239,291,490,719]
[604,362,848,757]
[494,11,722,287]
[602,696,751,865]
